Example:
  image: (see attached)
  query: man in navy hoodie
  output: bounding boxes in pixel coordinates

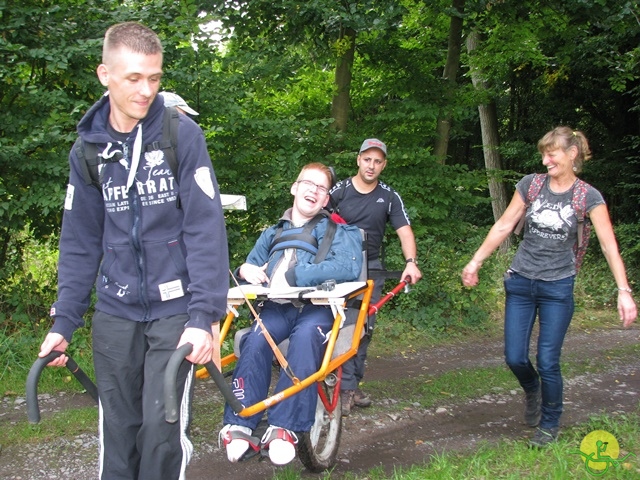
[38,22,229,479]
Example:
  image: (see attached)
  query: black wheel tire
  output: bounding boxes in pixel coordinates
[297,388,342,472]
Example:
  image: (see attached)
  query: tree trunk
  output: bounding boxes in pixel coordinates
[331,27,356,133]
[433,0,465,164]
[466,30,512,252]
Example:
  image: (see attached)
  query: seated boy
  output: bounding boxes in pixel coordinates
[220,162,363,465]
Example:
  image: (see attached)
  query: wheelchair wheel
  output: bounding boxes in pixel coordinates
[297,377,342,472]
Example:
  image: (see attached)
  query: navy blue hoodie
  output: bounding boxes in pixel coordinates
[50,93,229,341]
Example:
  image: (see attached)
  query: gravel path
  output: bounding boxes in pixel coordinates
[1,327,638,479]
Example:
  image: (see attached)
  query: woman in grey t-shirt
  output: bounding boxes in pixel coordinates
[461,126,636,448]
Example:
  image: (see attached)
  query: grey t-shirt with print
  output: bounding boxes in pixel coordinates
[510,174,605,281]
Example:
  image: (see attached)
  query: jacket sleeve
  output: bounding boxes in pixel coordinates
[175,118,230,332]
[244,227,276,268]
[49,148,105,342]
[286,222,363,287]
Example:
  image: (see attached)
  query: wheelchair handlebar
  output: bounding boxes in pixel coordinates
[26,351,98,424]
[368,276,411,315]
[165,343,244,424]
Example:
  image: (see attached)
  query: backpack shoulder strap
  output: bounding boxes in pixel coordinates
[164,106,180,179]
[78,107,180,192]
[572,179,588,220]
[524,173,547,206]
[146,106,180,179]
[572,179,592,272]
[514,173,547,235]
[145,106,181,207]
[75,138,100,190]
[572,179,589,247]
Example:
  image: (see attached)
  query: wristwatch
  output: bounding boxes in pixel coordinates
[405,258,418,266]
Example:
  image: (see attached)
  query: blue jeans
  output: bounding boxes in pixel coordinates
[223,301,334,432]
[503,271,574,429]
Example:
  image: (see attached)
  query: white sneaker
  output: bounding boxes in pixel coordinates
[261,425,298,466]
[219,424,254,462]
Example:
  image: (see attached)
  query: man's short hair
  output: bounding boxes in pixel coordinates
[102,22,163,64]
[297,163,332,189]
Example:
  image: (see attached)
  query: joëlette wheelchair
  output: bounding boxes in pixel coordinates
[170,265,409,472]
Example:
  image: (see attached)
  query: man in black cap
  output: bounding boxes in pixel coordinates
[330,138,422,415]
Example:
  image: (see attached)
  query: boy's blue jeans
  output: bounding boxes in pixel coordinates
[503,271,574,429]
[223,301,334,432]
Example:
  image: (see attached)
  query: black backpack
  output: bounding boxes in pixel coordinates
[74,106,181,196]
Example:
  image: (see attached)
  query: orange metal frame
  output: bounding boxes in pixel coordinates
[195,280,374,418]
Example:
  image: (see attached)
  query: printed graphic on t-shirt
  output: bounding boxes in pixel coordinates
[527,196,575,241]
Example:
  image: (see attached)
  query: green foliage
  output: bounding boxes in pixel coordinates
[575,222,640,309]
[379,226,506,335]
[1,230,58,332]
[2,0,640,398]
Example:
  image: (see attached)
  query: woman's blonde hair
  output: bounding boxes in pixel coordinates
[537,126,592,174]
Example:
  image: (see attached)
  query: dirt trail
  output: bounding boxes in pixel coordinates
[1,327,639,479]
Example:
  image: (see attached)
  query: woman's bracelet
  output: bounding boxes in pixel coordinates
[617,287,633,293]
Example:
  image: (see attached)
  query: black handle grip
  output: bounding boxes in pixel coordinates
[164,344,244,424]
[26,351,99,424]
[202,360,244,415]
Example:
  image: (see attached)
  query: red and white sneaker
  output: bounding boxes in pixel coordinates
[219,424,260,462]
[260,425,299,465]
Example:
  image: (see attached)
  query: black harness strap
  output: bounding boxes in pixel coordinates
[314,219,336,264]
[269,211,337,264]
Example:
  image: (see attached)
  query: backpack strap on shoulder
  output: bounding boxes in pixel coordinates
[572,179,589,247]
[571,179,592,272]
[78,108,180,195]
[146,106,180,179]
[145,106,181,207]
[75,138,100,190]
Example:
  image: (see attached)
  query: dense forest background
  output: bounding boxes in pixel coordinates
[1,0,639,372]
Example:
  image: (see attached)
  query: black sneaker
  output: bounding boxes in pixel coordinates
[529,427,559,448]
[524,388,541,427]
